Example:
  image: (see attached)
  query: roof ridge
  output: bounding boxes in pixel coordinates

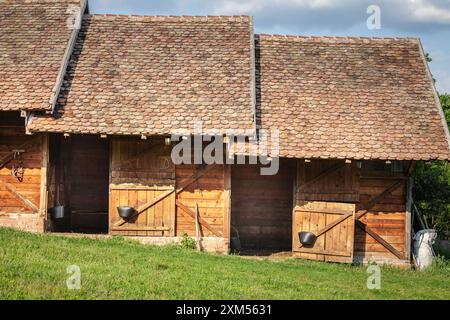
[256,34,419,42]
[87,14,251,22]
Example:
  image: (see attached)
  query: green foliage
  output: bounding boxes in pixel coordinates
[413,94,450,234]
[1,228,450,299]
[413,161,450,233]
[440,94,450,128]
[179,232,196,250]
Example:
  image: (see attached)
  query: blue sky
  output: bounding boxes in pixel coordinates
[89,0,450,93]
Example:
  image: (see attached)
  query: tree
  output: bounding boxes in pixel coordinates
[440,94,450,128]
[413,94,450,234]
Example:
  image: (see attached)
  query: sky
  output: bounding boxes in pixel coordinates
[89,0,450,93]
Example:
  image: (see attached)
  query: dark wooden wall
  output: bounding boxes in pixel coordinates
[69,135,109,212]
[49,134,109,232]
[231,158,296,251]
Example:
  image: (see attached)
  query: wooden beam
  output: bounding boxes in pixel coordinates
[356,220,404,260]
[223,164,231,247]
[111,226,170,232]
[39,134,49,217]
[176,200,222,237]
[405,176,413,261]
[0,178,39,212]
[195,203,202,250]
[356,179,404,220]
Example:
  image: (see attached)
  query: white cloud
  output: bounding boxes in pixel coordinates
[200,0,450,31]
[409,1,450,24]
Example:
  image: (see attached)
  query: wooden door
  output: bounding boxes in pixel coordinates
[109,138,176,236]
[293,201,355,263]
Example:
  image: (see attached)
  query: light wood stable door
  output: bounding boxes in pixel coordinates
[293,201,355,263]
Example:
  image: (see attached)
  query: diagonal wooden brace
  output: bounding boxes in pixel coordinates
[175,200,222,237]
[0,177,39,212]
[356,220,404,259]
[298,212,353,249]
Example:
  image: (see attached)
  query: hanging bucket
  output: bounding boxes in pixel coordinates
[117,206,136,220]
[49,205,68,220]
[299,231,317,245]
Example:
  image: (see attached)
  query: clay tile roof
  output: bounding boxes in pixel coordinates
[0,0,84,111]
[28,14,256,136]
[255,35,450,161]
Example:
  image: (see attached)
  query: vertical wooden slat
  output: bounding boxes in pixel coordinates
[39,134,49,219]
[223,164,231,250]
[405,176,413,261]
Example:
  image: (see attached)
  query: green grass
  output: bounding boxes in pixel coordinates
[0,228,449,300]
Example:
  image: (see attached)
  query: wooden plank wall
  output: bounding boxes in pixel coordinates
[355,175,406,261]
[109,137,176,236]
[294,159,408,262]
[0,115,44,214]
[297,160,359,202]
[231,158,296,250]
[175,164,227,238]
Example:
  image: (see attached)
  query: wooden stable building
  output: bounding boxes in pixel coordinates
[1,0,450,266]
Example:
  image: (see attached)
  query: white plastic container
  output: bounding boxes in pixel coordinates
[413,229,437,270]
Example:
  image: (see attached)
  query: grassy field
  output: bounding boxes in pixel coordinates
[0,227,449,300]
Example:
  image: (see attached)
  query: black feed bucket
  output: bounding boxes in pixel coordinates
[49,205,67,220]
[117,206,136,220]
[48,205,71,232]
[298,231,317,246]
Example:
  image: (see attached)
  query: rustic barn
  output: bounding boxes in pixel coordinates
[1,0,450,266]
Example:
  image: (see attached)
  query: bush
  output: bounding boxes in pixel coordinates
[179,233,197,250]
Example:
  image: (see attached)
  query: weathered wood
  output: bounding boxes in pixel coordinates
[356,220,404,259]
[405,176,413,261]
[231,159,295,250]
[356,179,404,220]
[39,134,49,217]
[176,164,217,193]
[223,164,231,248]
[296,159,359,203]
[0,136,39,170]
[0,178,39,212]
[113,187,175,227]
[297,212,353,249]
[293,202,355,262]
[109,138,176,233]
[298,161,345,191]
[111,226,170,232]
[176,199,222,237]
[195,203,202,250]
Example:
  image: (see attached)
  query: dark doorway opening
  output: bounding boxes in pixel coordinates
[231,158,296,254]
[48,134,109,234]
